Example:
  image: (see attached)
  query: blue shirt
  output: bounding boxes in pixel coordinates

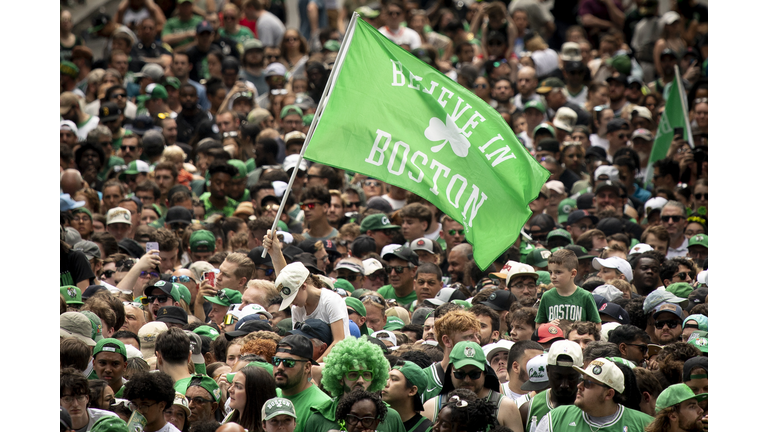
[298,0,327,41]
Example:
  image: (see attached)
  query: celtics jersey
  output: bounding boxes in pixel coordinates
[545,404,653,432]
[526,390,552,432]
[421,363,444,402]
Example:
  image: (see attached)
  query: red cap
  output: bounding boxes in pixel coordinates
[537,323,565,343]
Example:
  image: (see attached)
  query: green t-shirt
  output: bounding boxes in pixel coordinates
[200,192,238,218]
[276,385,332,432]
[377,285,417,308]
[233,188,251,204]
[305,397,406,432]
[534,287,600,324]
[98,155,126,182]
[544,404,653,432]
[219,26,254,44]
[421,363,444,403]
[162,15,204,47]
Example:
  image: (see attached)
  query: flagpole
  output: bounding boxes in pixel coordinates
[674,64,695,149]
[262,13,361,258]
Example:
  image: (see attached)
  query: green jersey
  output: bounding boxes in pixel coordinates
[219,26,254,44]
[277,385,332,432]
[304,397,406,432]
[200,192,238,218]
[377,285,417,308]
[540,404,653,432]
[526,389,553,432]
[162,15,203,47]
[421,363,444,403]
[535,287,600,324]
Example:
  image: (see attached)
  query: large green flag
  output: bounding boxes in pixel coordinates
[644,73,689,185]
[303,16,549,270]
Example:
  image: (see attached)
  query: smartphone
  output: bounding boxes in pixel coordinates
[673,127,684,137]
[146,242,159,256]
[203,271,216,286]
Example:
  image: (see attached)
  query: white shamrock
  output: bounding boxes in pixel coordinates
[424,116,471,157]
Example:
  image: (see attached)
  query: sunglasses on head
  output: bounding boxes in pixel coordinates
[453,369,483,380]
[361,295,385,306]
[661,215,683,222]
[170,275,191,283]
[654,319,680,330]
[272,357,308,368]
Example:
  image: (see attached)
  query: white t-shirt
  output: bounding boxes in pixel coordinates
[292,288,351,337]
[155,422,182,432]
[77,115,101,142]
[589,134,609,151]
[666,237,689,258]
[503,382,526,401]
[378,26,422,49]
[382,194,406,211]
[566,86,588,108]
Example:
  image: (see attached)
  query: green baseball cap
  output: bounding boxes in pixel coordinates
[164,76,181,90]
[204,288,242,307]
[525,248,552,268]
[60,286,84,306]
[181,374,222,402]
[61,61,80,79]
[655,383,707,412]
[666,282,694,299]
[91,416,129,432]
[684,314,708,332]
[121,160,150,177]
[359,213,400,233]
[93,338,127,360]
[533,124,556,139]
[688,234,708,248]
[248,360,274,375]
[71,207,93,220]
[302,114,314,126]
[80,310,104,343]
[536,270,551,285]
[193,325,220,339]
[262,397,297,421]
[190,229,216,252]
[392,360,428,393]
[524,100,546,114]
[228,160,247,180]
[536,77,565,94]
[450,341,485,370]
[606,54,631,75]
[383,316,405,331]
[547,228,572,244]
[451,299,471,309]
[688,337,708,353]
[334,278,354,293]
[147,84,168,100]
[557,198,577,223]
[145,280,182,302]
[323,40,341,52]
[280,104,303,119]
[345,297,367,317]
[173,283,191,305]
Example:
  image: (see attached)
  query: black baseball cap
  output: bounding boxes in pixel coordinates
[598,302,630,325]
[166,206,193,225]
[225,320,273,340]
[566,210,598,226]
[480,290,516,312]
[82,285,109,301]
[290,319,333,345]
[383,246,419,266]
[585,146,607,160]
[248,247,274,266]
[576,193,595,210]
[118,238,145,258]
[276,334,319,365]
[155,306,188,325]
[99,102,122,123]
[596,217,624,237]
[606,73,628,87]
[564,244,595,260]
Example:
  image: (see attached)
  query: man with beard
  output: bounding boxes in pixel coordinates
[423,341,524,430]
[182,375,221,427]
[519,340,583,432]
[272,335,331,432]
[446,243,472,284]
[491,79,514,112]
[75,142,105,190]
[240,39,268,96]
[176,83,214,146]
[504,262,540,304]
[200,162,239,218]
[61,92,100,141]
[646,384,707,432]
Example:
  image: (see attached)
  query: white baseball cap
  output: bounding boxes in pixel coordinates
[574,357,625,393]
[228,303,273,320]
[106,207,132,225]
[362,258,384,276]
[628,243,653,255]
[592,257,633,282]
[483,340,514,365]
[275,262,310,310]
[645,197,668,215]
[592,284,624,302]
[521,353,549,391]
[547,340,583,367]
[504,261,539,286]
[594,165,620,182]
[371,330,398,348]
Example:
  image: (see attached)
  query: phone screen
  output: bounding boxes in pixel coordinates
[146,242,159,255]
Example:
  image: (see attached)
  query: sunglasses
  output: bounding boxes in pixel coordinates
[661,215,683,223]
[473,83,488,89]
[256,266,275,276]
[272,357,309,368]
[187,396,215,405]
[300,202,322,211]
[345,414,378,429]
[617,134,627,139]
[386,265,408,274]
[654,319,680,330]
[263,204,280,212]
[580,377,610,389]
[110,93,127,100]
[170,275,191,283]
[625,343,648,354]
[694,98,708,104]
[694,193,708,200]
[116,259,135,271]
[101,270,116,279]
[448,229,465,236]
[364,180,381,187]
[345,370,374,381]
[453,369,483,380]
[347,201,360,208]
[674,271,695,280]
[121,145,137,152]
[140,271,160,278]
[142,295,170,305]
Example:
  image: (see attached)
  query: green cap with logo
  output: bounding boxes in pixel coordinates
[359,213,400,233]
[91,416,129,432]
[666,282,694,299]
[204,288,242,307]
[193,325,220,339]
[655,383,707,412]
[557,198,576,223]
[280,104,303,119]
[383,316,405,331]
[393,360,428,393]
[536,77,565,94]
[60,286,84,306]
[61,61,80,79]
[262,397,297,421]
[525,100,546,114]
[190,229,216,252]
[228,160,247,180]
[164,76,181,90]
[173,283,191,305]
[334,278,354,293]
[547,228,572,244]
[525,248,552,268]
[180,374,222,402]
[688,234,708,248]
[147,84,168,100]
[80,310,104,343]
[450,341,485,370]
[93,338,127,360]
[532,123,555,138]
[688,336,708,353]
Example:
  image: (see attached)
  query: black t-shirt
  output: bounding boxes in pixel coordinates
[186,45,211,83]
[402,414,432,432]
[176,109,213,145]
[130,43,172,73]
[212,36,239,58]
[559,168,581,195]
[61,248,95,287]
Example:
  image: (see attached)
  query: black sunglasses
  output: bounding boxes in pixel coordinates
[654,320,680,330]
[661,215,683,222]
[101,270,116,279]
[624,343,648,354]
[694,193,708,200]
[142,295,169,305]
[674,271,695,280]
[453,369,483,380]
[386,266,408,274]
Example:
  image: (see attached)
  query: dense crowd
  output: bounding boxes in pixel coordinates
[60,0,708,431]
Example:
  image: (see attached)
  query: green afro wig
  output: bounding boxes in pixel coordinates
[321,337,390,397]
